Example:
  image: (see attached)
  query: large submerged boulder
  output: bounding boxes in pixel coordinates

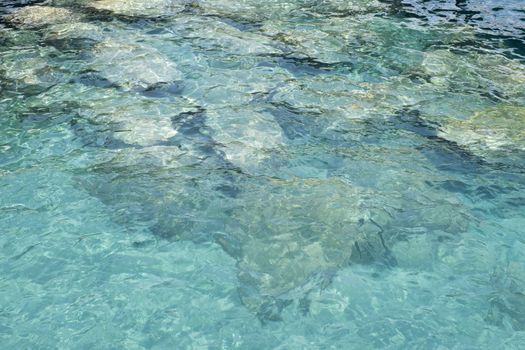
[78,93,187,147]
[420,50,525,103]
[89,39,183,90]
[44,22,105,46]
[438,105,525,163]
[205,107,285,174]
[207,177,388,320]
[0,46,74,94]
[228,171,469,319]
[5,5,80,28]
[170,15,280,56]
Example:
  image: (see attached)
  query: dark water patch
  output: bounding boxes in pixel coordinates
[79,6,151,24]
[504,37,525,59]
[391,108,440,138]
[72,6,178,27]
[472,32,525,61]
[75,71,118,89]
[350,219,397,267]
[478,86,507,103]
[419,138,491,174]
[70,117,139,149]
[75,73,183,96]
[17,105,76,125]
[267,104,312,141]
[391,109,489,174]
[78,1,197,25]
[388,108,525,175]
[427,178,524,216]
[0,78,58,98]
[145,26,170,35]
[44,36,99,52]
[506,196,525,209]
[427,37,522,64]
[255,298,293,323]
[392,111,525,176]
[171,108,208,139]
[133,81,184,98]
[258,52,354,77]
[170,108,242,197]
[268,103,364,153]
[131,239,156,248]
[487,297,525,332]
[437,179,470,195]
[217,16,262,32]
[382,0,525,60]
[170,110,247,177]
[381,0,427,19]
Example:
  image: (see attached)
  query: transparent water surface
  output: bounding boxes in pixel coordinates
[1,0,524,348]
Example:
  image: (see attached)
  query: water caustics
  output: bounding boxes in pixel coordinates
[0,0,524,348]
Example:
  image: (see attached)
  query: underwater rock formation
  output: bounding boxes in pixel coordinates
[5,5,80,28]
[1,0,519,328]
[89,39,183,90]
[438,105,525,165]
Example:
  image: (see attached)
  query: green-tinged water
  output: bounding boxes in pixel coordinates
[1,0,524,348]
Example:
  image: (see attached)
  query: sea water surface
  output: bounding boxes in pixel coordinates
[0,0,524,348]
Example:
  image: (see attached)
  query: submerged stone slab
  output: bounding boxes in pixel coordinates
[229,178,395,317]
[6,5,80,28]
[81,101,179,147]
[227,162,469,315]
[0,46,74,94]
[438,105,525,158]
[205,107,285,174]
[44,22,105,44]
[420,49,525,102]
[171,15,280,56]
[73,86,197,147]
[90,39,183,90]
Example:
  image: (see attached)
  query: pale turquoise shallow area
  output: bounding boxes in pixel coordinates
[1,0,525,348]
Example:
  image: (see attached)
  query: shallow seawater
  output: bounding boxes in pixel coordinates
[1,0,524,348]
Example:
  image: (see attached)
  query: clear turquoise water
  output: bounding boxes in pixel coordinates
[1,0,524,348]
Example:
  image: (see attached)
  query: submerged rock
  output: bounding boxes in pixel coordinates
[205,107,285,174]
[262,15,471,78]
[420,49,525,102]
[0,48,51,86]
[5,5,80,28]
[231,178,392,316]
[44,22,105,46]
[78,94,185,147]
[229,172,469,319]
[170,15,279,56]
[438,105,525,160]
[0,46,73,94]
[262,20,352,65]
[18,82,192,149]
[90,39,183,90]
